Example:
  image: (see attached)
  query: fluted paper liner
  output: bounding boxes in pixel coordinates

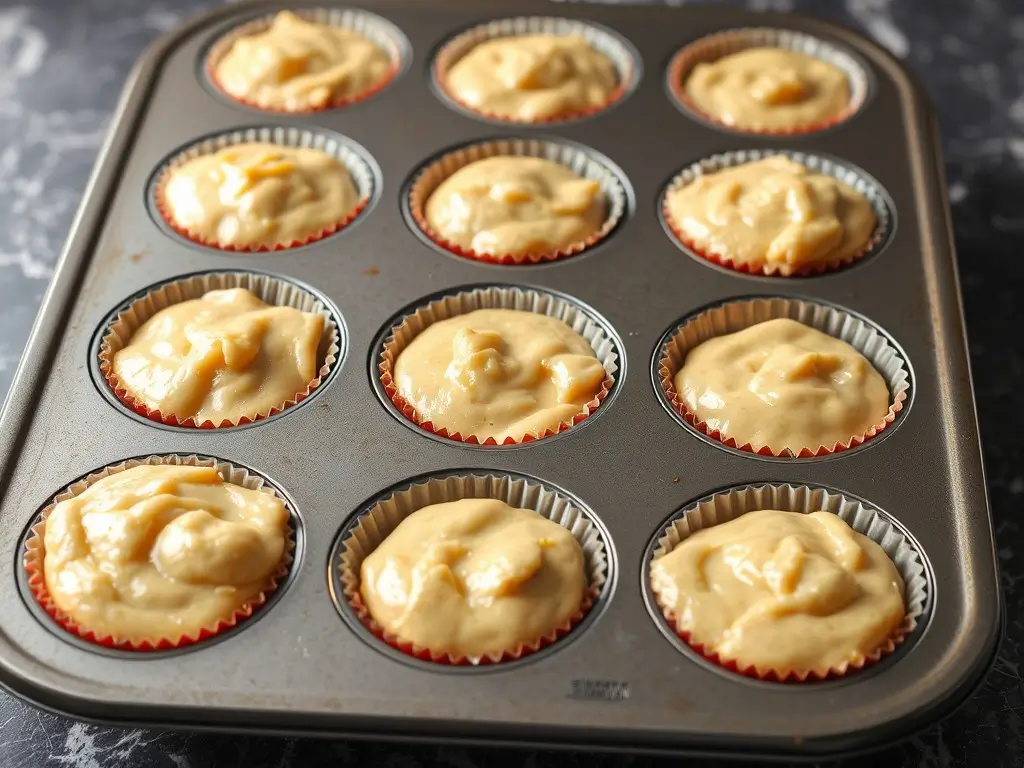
[23,454,296,652]
[657,297,910,457]
[649,483,928,682]
[433,16,637,124]
[379,285,618,444]
[99,271,341,429]
[153,126,374,251]
[662,149,891,276]
[206,7,404,113]
[408,138,626,264]
[668,27,869,135]
[337,473,609,665]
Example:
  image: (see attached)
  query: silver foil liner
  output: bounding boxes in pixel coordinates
[336,472,609,664]
[649,482,929,681]
[99,271,341,428]
[378,285,619,443]
[24,454,296,651]
[205,7,406,111]
[668,27,869,134]
[152,125,375,251]
[408,137,627,264]
[433,15,638,123]
[657,296,911,457]
[661,148,891,276]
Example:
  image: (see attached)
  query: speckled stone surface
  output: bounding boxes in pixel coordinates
[0,0,1021,766]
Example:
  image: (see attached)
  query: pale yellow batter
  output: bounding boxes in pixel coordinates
[214,11,392,111]
[43,464,289,644]
[684,47,850,131]
[113,288,325,425]
[393,309,607,441]
[360,498,586,658]
[164,142,359,249]
[665,156,876,275]
[424,156,605,258]
[675,318,889,453]
[651,509,905,673]
[445,33,618,121]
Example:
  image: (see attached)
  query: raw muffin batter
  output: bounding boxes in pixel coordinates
[665,156,876,275]
[163,142,360,249]
[684,47,850,131]
[650,509,906,673]
[43,464,289,644]
[213,10,392,111]
[424,156,605,258]
[393,308,607,441]
[113,288,324,425]
[675,318,889,453]
[360,498,586,658]
[446,33,618,121]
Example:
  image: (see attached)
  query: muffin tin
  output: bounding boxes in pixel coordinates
[0,0,1000,760]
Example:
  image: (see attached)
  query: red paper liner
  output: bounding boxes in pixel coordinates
[377,285,619,445]
[667,27,869,136]
[23,455,295,652]
[153,126,373,252]
[336,472,610,665]
[648,483,928,682]
[407,138,626,265]
[432,16,637,125]
[661,149,890,277]
[655,605,912,683]
[205,8,405,114]
[346,583,600,666]
[656,297,910,458]
[98,271,340,430]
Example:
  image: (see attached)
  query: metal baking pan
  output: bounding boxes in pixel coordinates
[0,0,1000,760]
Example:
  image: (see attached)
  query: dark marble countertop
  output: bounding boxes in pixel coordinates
[1,0,1022,765]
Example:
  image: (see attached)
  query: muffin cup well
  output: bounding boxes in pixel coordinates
[661,149,891,277]
[656,297,910,458]
[668,27,869,135]
[648,483,929,682]
[206,8,405,113]
[337,472,609,665]
[153,126,374,252]
[378,285,618,445]
[23,454,296,652]
[433,16,637,124]
[98,271,341,429]
[407,138,627,265]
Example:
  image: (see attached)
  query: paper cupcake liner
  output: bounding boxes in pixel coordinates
[657,297,910,458]
[661,149,891,277]
[98,271,341,429]
[407,138,627,265]
[205,8,405,113]
[378,285,618,444]
[648,483,929,682]
[668,27,869,135]
[433,16,637,124]
[336,472,609,665]
[23,454,296,652]
[152,126,374,252]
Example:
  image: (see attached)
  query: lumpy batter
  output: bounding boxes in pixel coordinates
[360,498,586,658]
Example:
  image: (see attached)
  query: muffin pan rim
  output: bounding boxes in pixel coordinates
[0,0,998,758]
